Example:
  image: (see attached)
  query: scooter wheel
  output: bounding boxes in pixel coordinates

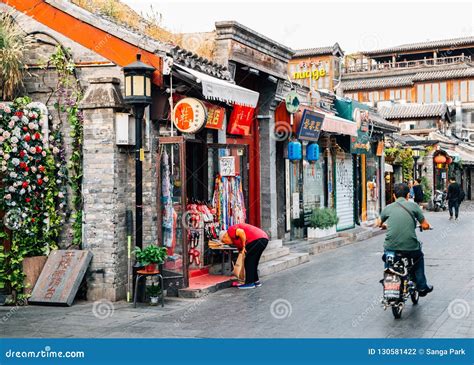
[434,206,440,212]
[392,305,403,319]
[411,291,419,305]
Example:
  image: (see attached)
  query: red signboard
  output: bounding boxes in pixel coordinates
[205,104,225,130]
[227,105,256,136]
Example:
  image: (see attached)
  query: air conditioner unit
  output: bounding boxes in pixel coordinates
[115,113,135,145]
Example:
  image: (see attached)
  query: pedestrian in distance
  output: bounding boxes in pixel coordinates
[413,178,424,206]
[408,180,415,201]
[220,223,269,289]
[446,177,465,221]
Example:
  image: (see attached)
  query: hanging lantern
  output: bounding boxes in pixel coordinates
[288,140,302,161]
[446,156,453,165]
[433,154,447,164]
[306,143,320,162]
[436,163,445,169]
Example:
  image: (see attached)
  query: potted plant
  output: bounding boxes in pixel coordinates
[134,245,167,272]
[307,208,339,239]
[146,283,162,306]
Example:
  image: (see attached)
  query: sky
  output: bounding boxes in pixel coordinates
[122,0,474,53]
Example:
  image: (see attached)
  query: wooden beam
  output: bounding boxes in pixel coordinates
[3,0,162,85]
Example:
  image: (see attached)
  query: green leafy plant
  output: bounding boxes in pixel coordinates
[146,282,161,297]
[420,176,432,203]
[44,46,83,248]
[309,208,339,229]
[134,245,167,266]
[0,12,33,100]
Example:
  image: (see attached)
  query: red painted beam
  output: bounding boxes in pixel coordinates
[3,0,162,85]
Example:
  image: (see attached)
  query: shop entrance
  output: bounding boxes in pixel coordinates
[157,137,250,291]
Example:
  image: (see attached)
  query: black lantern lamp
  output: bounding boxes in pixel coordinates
[412,148,421,179]
[123,54,155,249]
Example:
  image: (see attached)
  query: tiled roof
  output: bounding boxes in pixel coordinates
[413,67,474,81]
[362,36,474,56]
[368,111,400,132]
[341,65,474,91]
[169,46,232,80]
[378,103,451,120]
[294,43,344,58]
[341,76,413,91]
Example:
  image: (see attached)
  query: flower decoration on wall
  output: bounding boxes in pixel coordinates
[0,97,68,299]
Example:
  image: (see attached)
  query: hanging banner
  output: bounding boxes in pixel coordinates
[227,105,255,136]
[296,109,324,142]
[173,97,207,134]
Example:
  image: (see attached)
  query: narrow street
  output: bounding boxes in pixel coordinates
[2,206,472,338]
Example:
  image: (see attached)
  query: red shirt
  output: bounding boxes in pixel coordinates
[227,223,269,250]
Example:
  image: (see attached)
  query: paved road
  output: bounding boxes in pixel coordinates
[1,206,473,338]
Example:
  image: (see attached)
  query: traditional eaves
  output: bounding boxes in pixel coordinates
[341,76,414,91]
[413,67,474,81]
[361,36,474,57]
[378,103,452,120]
[293,43,344,58]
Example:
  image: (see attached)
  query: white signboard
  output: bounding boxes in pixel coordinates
[292,192,300,219]
[219,156,236,176]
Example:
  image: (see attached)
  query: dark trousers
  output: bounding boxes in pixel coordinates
[383,249,429,290]
[244,238,268,284]
[448,199,460,218]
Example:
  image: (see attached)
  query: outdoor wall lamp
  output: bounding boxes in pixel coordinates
[123,54,155,249]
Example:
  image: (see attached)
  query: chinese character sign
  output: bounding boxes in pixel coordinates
[173,98,207,134]
[227,105,256,136]
[296,110,325,141]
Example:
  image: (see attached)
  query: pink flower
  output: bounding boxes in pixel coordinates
[5,194,11,200]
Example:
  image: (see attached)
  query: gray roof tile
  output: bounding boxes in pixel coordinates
[378,103,451,120]
[362,36,474,56]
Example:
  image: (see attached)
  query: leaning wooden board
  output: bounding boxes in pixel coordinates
[29,250,92,306]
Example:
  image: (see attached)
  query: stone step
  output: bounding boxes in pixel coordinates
[267,239,283,250]
[308,236,351,255]
[259,252,310,277]
[260,246,290,263]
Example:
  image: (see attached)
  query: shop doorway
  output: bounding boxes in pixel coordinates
[207,143,250,227]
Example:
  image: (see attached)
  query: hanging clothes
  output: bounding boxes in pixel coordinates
[212,174,246,231]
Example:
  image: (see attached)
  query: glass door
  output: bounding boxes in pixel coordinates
[157,136,188,289]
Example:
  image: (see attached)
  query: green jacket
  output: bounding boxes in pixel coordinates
[380,198,425,251]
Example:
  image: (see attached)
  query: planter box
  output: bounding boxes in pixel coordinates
[307,226,337,239]
[22,255,48,295]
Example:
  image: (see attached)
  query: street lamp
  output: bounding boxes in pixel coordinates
[123,54,155,249]
[412,148,421,180]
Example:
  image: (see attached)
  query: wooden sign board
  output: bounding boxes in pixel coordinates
[29,250,92,306]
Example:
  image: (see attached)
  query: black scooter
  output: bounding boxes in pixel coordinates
[381,225,432,319]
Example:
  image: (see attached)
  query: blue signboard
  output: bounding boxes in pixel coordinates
[296,109,325,142]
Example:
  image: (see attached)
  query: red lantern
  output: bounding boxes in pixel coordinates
[433,154,447,164]
[446,156,453,165]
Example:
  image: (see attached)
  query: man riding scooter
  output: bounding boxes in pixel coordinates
[377,183,434,297]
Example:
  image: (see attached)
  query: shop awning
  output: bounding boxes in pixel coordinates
[320,113,358,137]
[174,64,259,107]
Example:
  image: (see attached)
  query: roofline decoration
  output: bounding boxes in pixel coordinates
[360,36,474,57]
[215,21,295,62]
[293,43,344,58]
[169,46,232,81]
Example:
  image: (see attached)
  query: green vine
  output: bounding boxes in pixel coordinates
[45,46,83,248]
[384,146,414,181]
